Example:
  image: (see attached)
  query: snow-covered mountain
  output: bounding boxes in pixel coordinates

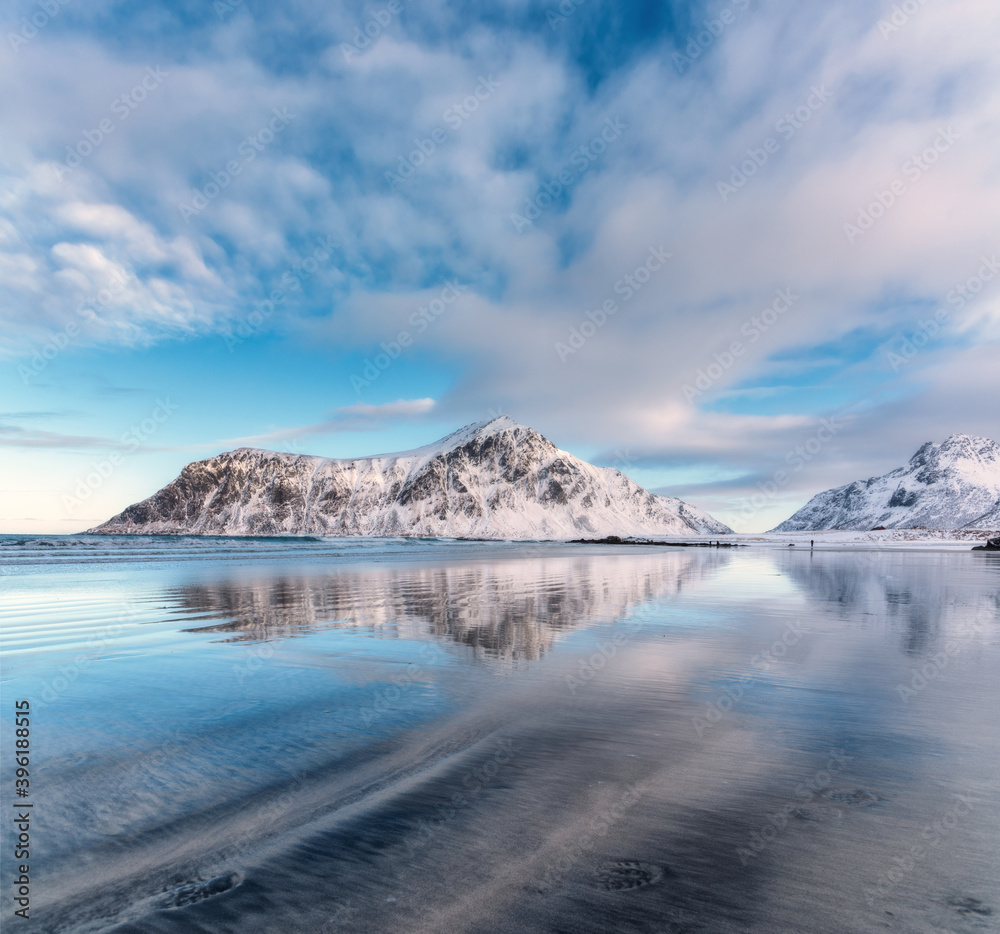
[89,417,732,538]
[771,434,1000,532]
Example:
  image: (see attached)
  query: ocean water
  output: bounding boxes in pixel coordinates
[1,535,998,933]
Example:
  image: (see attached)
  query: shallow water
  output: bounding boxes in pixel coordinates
[1,536,998,933]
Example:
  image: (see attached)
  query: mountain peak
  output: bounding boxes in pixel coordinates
[773,434,1000,531]
[88,418,731,538]
[441,414,531,440]
[217,418,537,465]
[939,433,999,456]
[476,415,522,431]
[415,415,550,459]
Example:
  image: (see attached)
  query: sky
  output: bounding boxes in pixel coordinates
[1,0,998,534]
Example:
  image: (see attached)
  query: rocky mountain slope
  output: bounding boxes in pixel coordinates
[771,434,1000,531]
[90,417,732,538]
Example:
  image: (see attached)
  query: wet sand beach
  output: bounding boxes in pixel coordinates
[1,537,998,933]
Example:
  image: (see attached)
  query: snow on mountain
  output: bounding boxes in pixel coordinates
[771,434,1000,532]
[89,416,733,538]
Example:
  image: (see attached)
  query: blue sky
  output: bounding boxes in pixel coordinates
[2,0,999,533]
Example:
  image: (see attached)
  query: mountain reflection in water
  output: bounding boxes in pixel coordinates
[175,551,731,658]
[2,541,997,934]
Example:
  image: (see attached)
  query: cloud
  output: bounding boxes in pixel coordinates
[0,425,116,449]
[0,410,83,419]
[1,0,998,530]
[334,398,436,418]
[215,397,437,447]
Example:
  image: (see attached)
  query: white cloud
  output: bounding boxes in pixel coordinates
[1,0,998,530]
[215,398,438,448]
[337,398,436,418]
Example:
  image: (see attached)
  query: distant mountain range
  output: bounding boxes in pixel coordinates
[90,417,732,538]
[771,434,1000,532]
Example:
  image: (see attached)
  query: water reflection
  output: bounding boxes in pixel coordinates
[781,549,999,657]
[176,551,733,659]
[9,544,1000,934]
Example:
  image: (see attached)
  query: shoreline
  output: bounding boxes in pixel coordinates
[571,529,1000,551]
[2,528,999,552]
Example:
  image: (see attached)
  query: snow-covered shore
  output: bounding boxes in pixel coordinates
[633,528,1000,551]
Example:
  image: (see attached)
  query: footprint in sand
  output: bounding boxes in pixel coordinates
[594,860,666,892]
[947,896,992,917]
[820,787,880,808]
[150,872,242,910]
[792,804,843,823]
